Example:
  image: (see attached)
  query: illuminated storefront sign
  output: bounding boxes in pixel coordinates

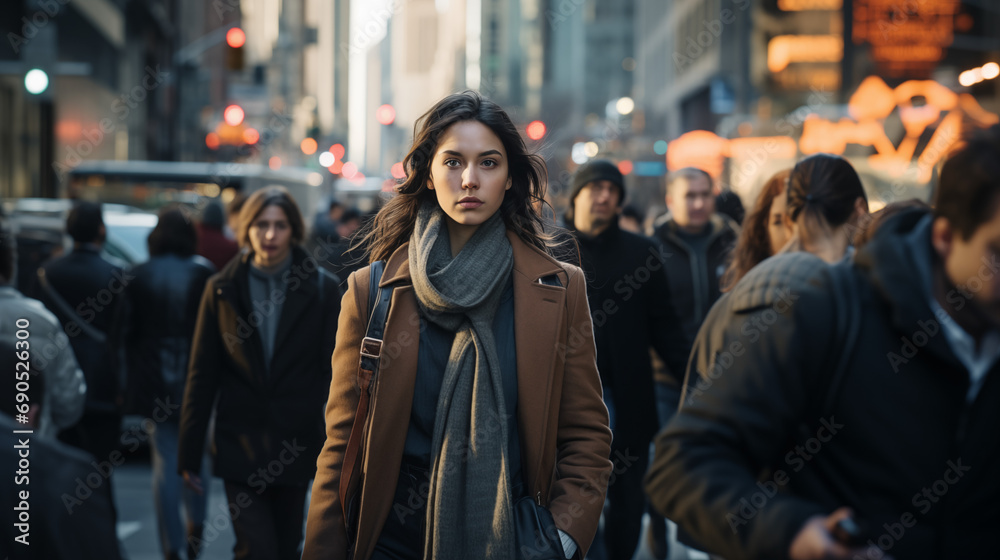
[852,0,960,77]
[668,76,998,185]
[768,35,843,72]
[778,0,842,10]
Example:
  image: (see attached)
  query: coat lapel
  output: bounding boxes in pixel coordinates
[508,230,567,501]
[271,250,318,375]
[217,257,269,386]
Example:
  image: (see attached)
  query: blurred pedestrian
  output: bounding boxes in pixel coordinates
[566,159,690,560]
[178,187,342,560]
[302,91,612,560]
[0,368,123,560]
[196,200,240,271]
[619,204,644,233]
[647,167,738,558]
[112,207,215,560]
[721,169,792,290]
[646,125,1000,560]
[38,202,125,487]
[0,218,86,438]
[328,199,345,228]
[853,198,930,248]
[226,193,248,241]
[779,154,869,263]
[715,189,746,225]
[324,208,366,291]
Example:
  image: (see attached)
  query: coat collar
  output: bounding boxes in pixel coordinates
[379,229,564,287]
[213,245,319,384]
[356,228,570,554]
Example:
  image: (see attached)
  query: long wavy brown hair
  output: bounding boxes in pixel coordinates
[356,91,550,263]
[721,169,790,291]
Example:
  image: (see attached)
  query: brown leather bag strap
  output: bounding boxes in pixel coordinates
[340,261,393,531]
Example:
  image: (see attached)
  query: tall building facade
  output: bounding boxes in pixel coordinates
[1,0,179,197]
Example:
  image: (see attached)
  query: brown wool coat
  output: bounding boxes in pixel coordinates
[302,230,613,560]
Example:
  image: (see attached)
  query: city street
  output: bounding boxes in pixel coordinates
[4,1,1000,559]
[112,454,688,560]
[115,457,236,560]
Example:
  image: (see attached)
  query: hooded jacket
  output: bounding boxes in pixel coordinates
[646,208,1000,559]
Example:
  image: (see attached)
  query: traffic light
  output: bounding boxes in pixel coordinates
[226,27,245,71]
[24,68,49,95]
[224,104,245,126]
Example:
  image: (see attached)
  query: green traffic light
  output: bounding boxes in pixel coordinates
[25,68,49,94]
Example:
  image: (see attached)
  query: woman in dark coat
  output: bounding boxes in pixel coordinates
[302,91,612,560]
[113,207,215,560]
[178,188,341,560]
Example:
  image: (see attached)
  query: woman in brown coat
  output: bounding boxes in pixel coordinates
[302,91,613,559]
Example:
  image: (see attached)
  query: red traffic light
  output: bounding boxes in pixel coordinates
[526,120,546,140]
[226,28,246,48]
[224,105,245,126]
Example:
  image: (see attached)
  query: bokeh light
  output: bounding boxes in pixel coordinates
[223,105,244,126]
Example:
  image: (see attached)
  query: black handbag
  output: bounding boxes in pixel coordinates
[514,495,566,560]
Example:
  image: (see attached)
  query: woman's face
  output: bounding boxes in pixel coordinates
[248,204,293,267]
[427,120,511,237]
[768,186,792,254]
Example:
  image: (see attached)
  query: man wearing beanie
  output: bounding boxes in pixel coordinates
[566,159,690,560]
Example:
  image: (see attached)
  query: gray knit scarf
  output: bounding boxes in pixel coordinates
[408,202,516,559]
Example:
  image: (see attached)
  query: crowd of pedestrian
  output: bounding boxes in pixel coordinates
[1,91,998,560]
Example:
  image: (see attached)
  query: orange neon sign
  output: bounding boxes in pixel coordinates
[667,76,999,184]
[800,76,998,181]
[768,35,843,73]
[778,0,842,10]
[852,0,960,77]
[667,133,797,179]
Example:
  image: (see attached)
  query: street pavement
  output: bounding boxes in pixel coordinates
[113,454,694,560]
[115,456,236,560]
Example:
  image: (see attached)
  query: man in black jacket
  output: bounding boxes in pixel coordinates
[649,169,738,557]
[654,167,738,368]
[646,125,1000,560]
[567,159,690,560]
[39,202,127,472]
